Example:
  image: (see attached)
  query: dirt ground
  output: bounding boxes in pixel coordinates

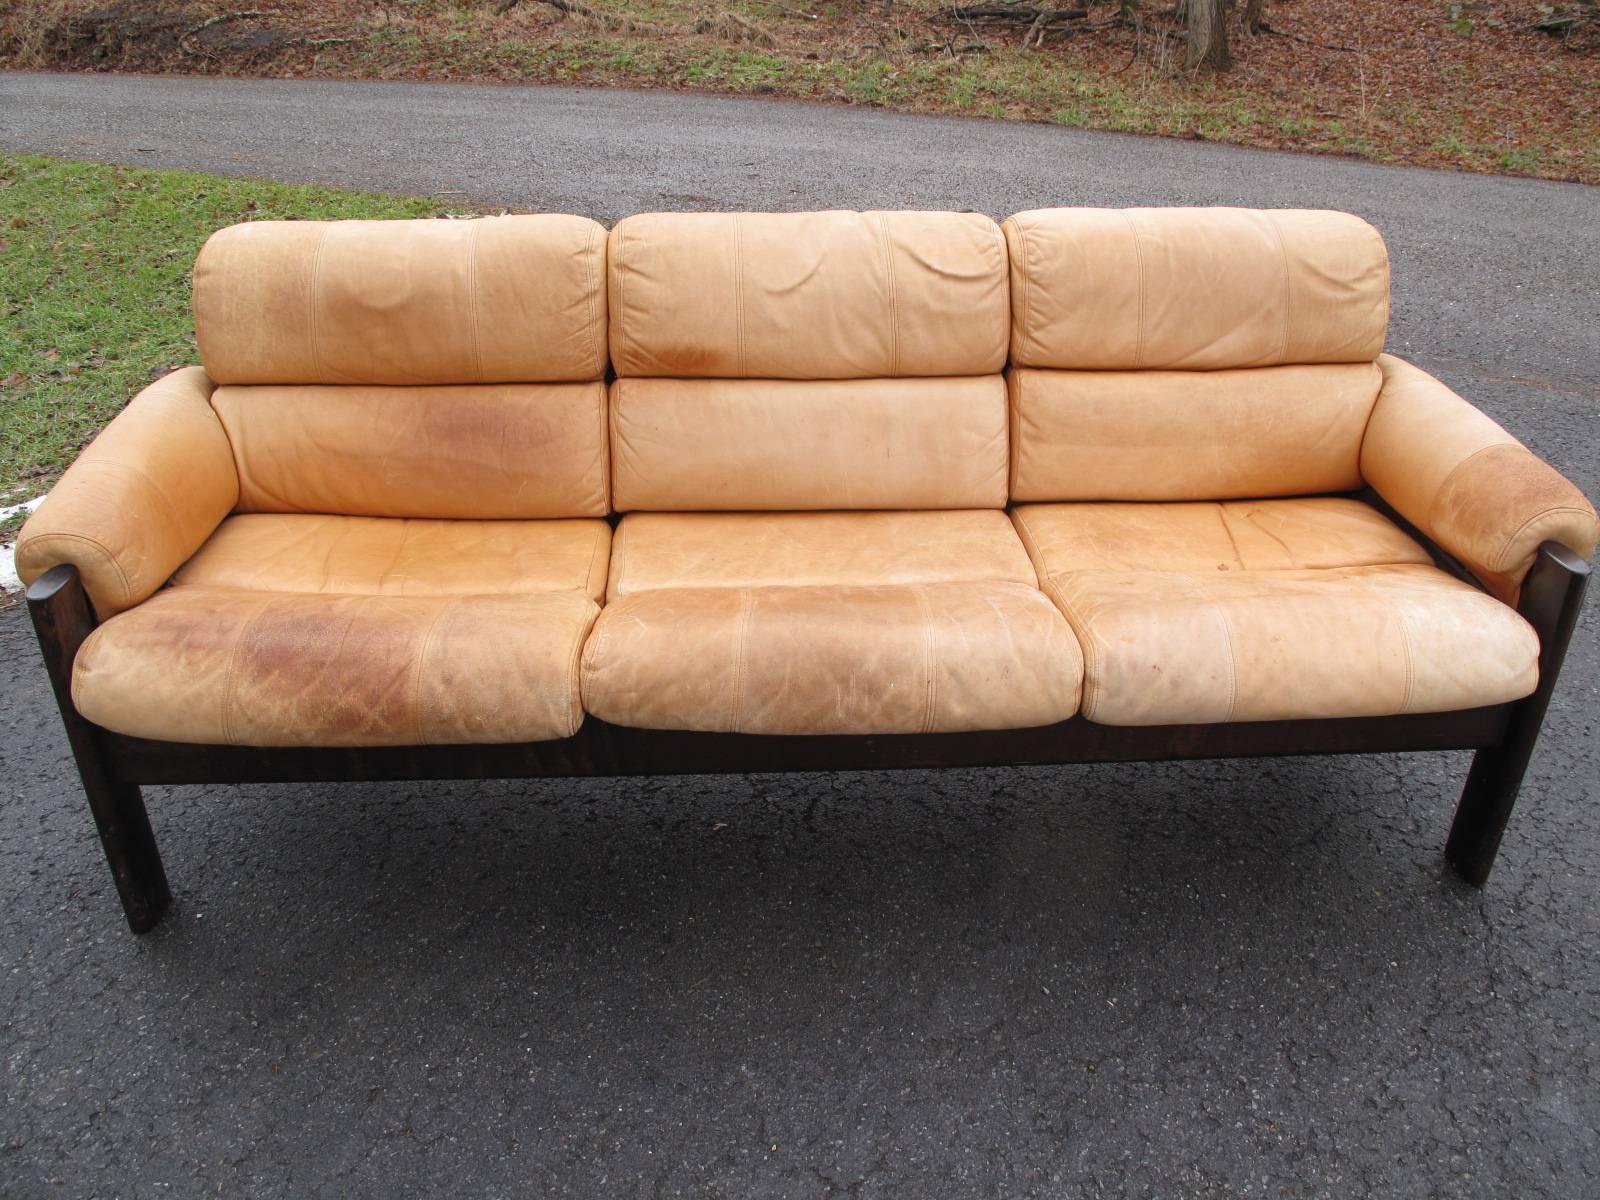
[2,0,1598,182]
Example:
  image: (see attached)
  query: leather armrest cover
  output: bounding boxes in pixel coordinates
[1361,354,1597,602]
[16,366,239,618]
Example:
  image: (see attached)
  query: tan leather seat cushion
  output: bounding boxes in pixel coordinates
[74,589,598,746]
[193,215,608,386]
[74,515,611,746]
[1013,499,1539,725]
[607,510,1036,598]
[1007,363,1381,502]
[1013,497,1431,575]
[582,582,1082,735]
[1004,208,1389,370]
[174,514,612,603]
[211,382,609,519]
[610,376,1008,511]
[583,510,1079,734]
[609,210,1008,379]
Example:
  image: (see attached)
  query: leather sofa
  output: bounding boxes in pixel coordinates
[17,207,1597,932]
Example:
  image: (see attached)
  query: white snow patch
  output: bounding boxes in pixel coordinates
[0,494,48,594]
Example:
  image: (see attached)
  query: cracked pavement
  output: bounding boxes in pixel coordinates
[2,70,1599,1198]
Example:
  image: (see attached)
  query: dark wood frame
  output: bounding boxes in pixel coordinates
[26,538,1590,934]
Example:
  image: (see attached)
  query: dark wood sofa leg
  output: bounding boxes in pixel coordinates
[27,565,171,933]
[1446,542,1591,886]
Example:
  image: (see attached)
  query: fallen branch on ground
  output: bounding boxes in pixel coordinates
[182,9,263,38]
[1255,21,1358,52]
[179,9,263,53]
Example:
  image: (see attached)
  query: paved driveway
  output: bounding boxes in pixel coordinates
[2,69,1598,1198]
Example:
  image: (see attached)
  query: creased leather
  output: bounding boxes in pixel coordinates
[1015,501,1539,725]
[175,514,612,603]
[1010,498,1432,576]
[15,367,238,619]
[193,215,608,385]
[1008,363,1380,501]
[74,588,599,746]
[607,510,1037,598]
[610,376,1009,511]
[581,582,1082,734]
[212,382,609,518]
[1361,355,1599,601]
[609,210,1008,379]
[1004,208,1389,370]
[1049,566,1537,725]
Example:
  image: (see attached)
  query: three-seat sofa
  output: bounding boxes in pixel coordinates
[17,206,1597,932]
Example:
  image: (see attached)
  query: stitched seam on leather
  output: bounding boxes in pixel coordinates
[912,585,937,734]
[730,588,754,733]
[583,521,607,602]
[413,598,457,744]
[19,530,133,612]
[1394,595,1416,713]
[732,214,747,377]
[608,517,629,600]
[581,604,612,676]
[609,380,626,513]
[1042,575,1099,722]
[465,220,486,381]
[876,213,901,377]
[1426,441,1517,560]
[1012,220,1033,367]
[1007,506,1045,588]
[1190,576,1238,722]
[1007,372,1022,499]
[613,224,629,375]
[1354,360,1385,472]
[222,595,277,747]
[1265,211,1292,363]
[1123,211,1146,368]
[564,601,597,737]
[592,381,610,517]
[582,223,603,380]
[102,457,198,543]
[1494,505,1596,574]
[307,224,332,381]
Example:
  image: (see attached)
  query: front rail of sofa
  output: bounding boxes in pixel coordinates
[25,538,1592,932]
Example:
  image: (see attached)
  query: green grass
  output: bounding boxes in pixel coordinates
[0,154,454,520]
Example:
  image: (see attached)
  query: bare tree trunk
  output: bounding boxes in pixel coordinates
[1242,0,1265,35]
[1186,0,1230,69]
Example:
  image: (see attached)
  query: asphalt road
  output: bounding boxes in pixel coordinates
[3,70,1600,1198]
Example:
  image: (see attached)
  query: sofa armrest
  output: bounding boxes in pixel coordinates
[1361,354,1598,603]
[16,366,239,620]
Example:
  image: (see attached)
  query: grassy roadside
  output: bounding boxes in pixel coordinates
[0,154,460,541]
[3,0,1597,183]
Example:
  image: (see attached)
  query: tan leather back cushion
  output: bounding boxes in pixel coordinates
[611,376,1008,511]
[211,383,608,519]
[1009,362,1381,501]
[1005,208,1389,370]
[609,210,1009,379]
[193,215,608,385]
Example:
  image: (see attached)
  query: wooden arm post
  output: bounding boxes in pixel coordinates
[26,565,171,933]
[1446,542,1592,885]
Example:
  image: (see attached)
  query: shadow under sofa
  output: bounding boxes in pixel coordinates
[17,206,1598,933]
